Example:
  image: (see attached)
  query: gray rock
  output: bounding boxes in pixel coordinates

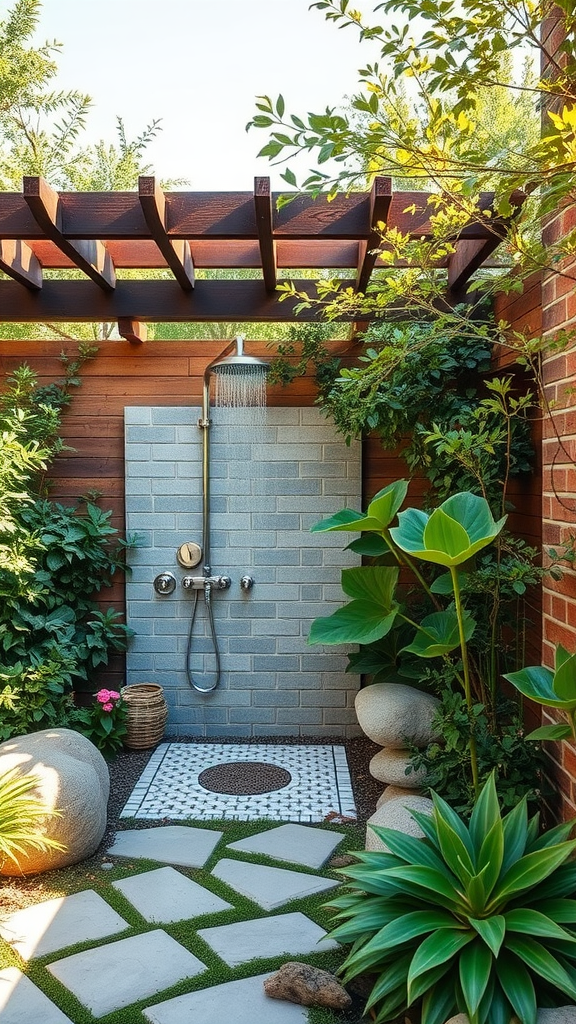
[376,785,423,808]
[366,794,434,852]
[354,683,441,748]
[447,1016,576,1024]
[0,728,109,875]
[264,963,352,1009]
[369,748,427,787]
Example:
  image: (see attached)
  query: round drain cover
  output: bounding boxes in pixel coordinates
[198,761,292,795]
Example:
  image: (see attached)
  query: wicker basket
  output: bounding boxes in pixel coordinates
[121,684,168,750]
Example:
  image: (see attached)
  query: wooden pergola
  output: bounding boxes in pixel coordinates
[0,175,513,342]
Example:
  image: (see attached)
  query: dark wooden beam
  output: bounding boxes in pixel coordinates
[447,190,526,293]
[0,188,506,242]
[138,177,194,290]
[356,177,393,292]
[254,176,277,290]
[0,239,42,290]
[22,177,116,291]
[118,318,147,344]
[0,278,451,322]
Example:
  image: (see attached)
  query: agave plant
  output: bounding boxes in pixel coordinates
[0,767,63,870]
[327,773,576,1024]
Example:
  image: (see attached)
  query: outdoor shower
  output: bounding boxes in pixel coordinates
[182,335,269,693]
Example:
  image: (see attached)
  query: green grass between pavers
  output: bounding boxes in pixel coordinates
[0,818,367,1024]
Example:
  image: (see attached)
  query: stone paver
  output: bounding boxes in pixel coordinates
[107,824,222,868]
[113,866,233,922]
[0,890,128,960]
[0,968,74,1024]
[226,823,344,868]
[47,929,206,1018]
[197,911,338,967]
[143,973,307,1024]
[212,858,338,910]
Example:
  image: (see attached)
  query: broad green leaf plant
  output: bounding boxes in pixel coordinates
[328,773,576,1024]
[0,767,64,872]
[310,480,505,794]
[505,645,576,743]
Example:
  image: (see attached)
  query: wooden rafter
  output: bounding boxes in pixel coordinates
[138,176,194,290]
[0,278,452,322]
[0,239,42,290]
[23,176,116,291]
[447,190,526,294]
[118,318,148,344]
[254,176,276,291]
[356,177,393,293]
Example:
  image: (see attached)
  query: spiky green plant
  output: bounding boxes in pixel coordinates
[0,767,64,871]
[327,774,576,1024]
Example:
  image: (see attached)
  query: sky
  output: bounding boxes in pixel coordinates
[31,0,373,190]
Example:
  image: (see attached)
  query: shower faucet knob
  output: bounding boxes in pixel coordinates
[153,572,177,595]
[240,575,255,591]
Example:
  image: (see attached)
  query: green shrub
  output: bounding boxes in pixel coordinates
[328,773,576,1024]
[0,767,64,871]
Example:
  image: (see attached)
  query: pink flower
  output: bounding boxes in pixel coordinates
[102,703,113,712]
[109,691,120,701]
[96,689,111,703]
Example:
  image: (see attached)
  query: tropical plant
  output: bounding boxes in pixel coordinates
[505,645,576,743]
[310,480,506,794]
[328,772,576,1024]
[0,765,63,870]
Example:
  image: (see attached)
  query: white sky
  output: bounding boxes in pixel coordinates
[31,0,373,189]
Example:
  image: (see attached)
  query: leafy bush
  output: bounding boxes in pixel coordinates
[0,767,64,871]
[73,688,128,758]
[328,773,576,1024]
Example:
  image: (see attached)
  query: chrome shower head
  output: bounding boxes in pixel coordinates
[208,335,269,377]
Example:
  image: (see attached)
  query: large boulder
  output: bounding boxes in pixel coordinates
[369,747,427,788]
[354,683,441,748]
[0,728,110,875]
[366,793,434,852]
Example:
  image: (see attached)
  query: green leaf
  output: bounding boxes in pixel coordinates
[505,908,576,943]
[539,898,576,924]
[346,534,391,556]
[469,916,505,957]
[308,601,397,645]
[552,649,576,701]
[359,909,461,960]
[495,951,537,1024]
[363,953,412,1010]
[476,818,505,898]
[526,723,573,741]
[430,570,467,595]
[459,939,493,1015]
[490,842,576,906]
[504,665,576,710]
[469,771,501,848]
[421,982,457,1024]
[367,826,448,873]
[402,609,474,658]
[431,791,475,860]
[310,508,374,532]
[366,479,409,528]
[341,565,399,604]
[434,811,475,884]
[505,935,576,1000]
[424,508,471,560]
[501,798,529,873]
[407,928,474,993]
[384,864,465,912]
[391,492,506,567]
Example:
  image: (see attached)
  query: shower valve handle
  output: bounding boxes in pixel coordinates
[182,574,231,591]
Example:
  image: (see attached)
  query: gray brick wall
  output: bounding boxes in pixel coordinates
[125,406,362,738]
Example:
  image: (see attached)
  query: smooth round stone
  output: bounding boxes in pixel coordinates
[354,683,441,748]
[376,784,421,809]
[369,748,427,788]
[366,793,434,852]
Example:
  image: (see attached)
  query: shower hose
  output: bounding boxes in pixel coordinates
[185,581,221,694]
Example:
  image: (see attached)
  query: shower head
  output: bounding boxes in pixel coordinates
[207,335,269,377]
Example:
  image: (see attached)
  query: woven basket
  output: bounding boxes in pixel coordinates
[121,684,168,750]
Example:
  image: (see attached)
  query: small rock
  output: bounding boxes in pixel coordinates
[355,683,441,748]
[100,861,114,870]
[366,793,434,852]
[264,962,352,1009]
[369,748,427,788]
[329,855,357,868]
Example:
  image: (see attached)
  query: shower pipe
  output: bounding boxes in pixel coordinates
[184,335,269,693]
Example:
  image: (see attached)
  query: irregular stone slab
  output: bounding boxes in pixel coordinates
[48,929,206,1018]
[0,967,74,1024]
[264,962,352,1008]
[198,911,338,967]
[211,858,338,910]
[143,973,307,1024]
[113,866,232,922]
[0,890,128,960]
[107,825,222,868]
[369,748,427,788]
[0,729,109,875]
[226,823,344,868]
[355,683,441,748]
[366,794,434,852]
